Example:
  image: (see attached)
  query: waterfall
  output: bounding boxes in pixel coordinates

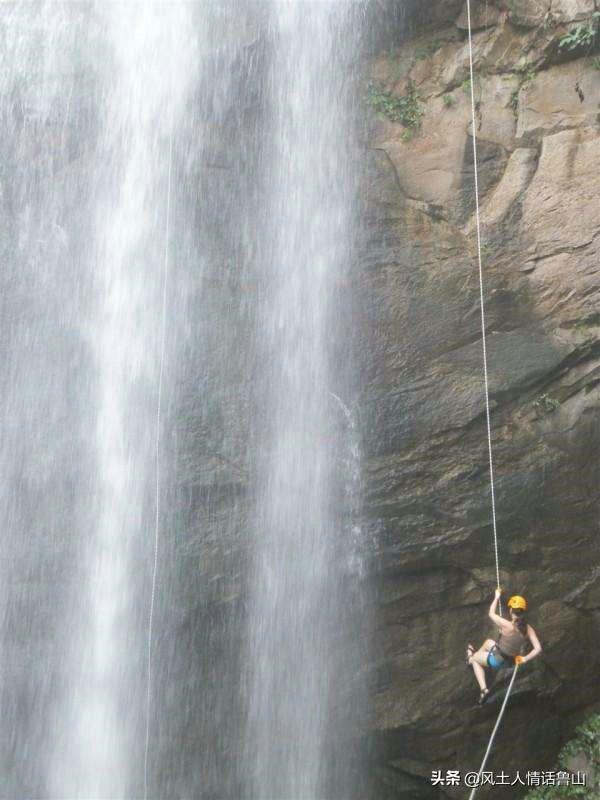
[0,2,196,795]
[0,2,367,796]
[244,3,365,797]
[46,7,198,797]
[0,6,100,794]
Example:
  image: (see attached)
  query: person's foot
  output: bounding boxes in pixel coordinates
[477,688,490,705]
[466,644,475,665]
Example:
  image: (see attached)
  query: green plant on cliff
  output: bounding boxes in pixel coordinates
[509,63,537,117]
[461,75,484,106]
[558,13,600,53]
[561,715,600,764]
[525,714,600,799]
[516,63,537,86]
[443,93,455,107]
[533,393,560,415]
[509,88,520,114]
[367,81,423,128]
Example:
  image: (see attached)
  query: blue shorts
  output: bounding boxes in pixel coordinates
[487,648,507,669]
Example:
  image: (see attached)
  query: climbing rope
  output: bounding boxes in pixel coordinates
[144,125,174,800]
[465,0,501,602]
[467,665,520,800]
[464,2,519,797]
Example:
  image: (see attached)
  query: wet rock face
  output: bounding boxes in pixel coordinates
[360,0,600,796]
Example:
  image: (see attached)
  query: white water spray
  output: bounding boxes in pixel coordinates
[47,7,196,796]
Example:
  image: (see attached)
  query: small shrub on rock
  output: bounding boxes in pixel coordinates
[366,81,424,128]
[558,13,600,54]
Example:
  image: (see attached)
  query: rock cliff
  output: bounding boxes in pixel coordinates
[359,1,600,797]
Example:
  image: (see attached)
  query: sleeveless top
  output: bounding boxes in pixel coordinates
[497,625,528,657]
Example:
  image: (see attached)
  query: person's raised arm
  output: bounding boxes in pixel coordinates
[488,589,512,631]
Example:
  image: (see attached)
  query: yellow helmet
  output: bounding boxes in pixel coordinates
[507,595,527,611]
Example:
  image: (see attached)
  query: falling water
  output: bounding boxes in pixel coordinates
[0,1,367,797]
[0,2,196,796]
[245,3,365,798]
[0,6,101,794]
[47,7,197,797]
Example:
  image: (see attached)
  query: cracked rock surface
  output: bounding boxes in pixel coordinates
[360,1,600,796]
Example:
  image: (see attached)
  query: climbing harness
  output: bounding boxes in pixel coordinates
[464,1,520,796]
[144,125,174,800]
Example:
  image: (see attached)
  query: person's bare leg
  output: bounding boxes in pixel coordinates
[468,639,495,692]
[471,660,487,691]
[472,639,495,662]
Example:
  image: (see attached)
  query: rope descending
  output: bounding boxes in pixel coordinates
[463,1,519,796]
[465,0,501,603]
[467,665,520,800]
[144,126,174,800]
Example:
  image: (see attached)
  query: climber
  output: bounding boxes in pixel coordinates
[466,589,542,705]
